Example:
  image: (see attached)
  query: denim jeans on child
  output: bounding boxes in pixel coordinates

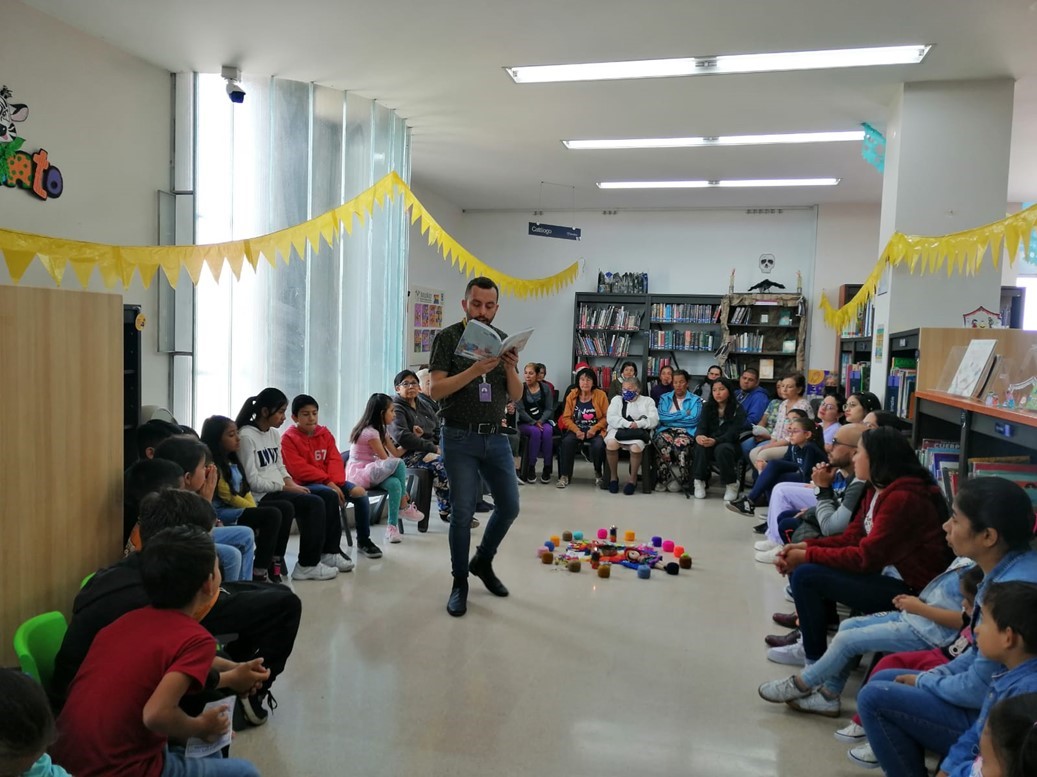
[162,746,260,777]
[441,427,520,579]
[800,611,934,696]
[856,668,977,777]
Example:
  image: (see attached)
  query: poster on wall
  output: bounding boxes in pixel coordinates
[0,85,63,200]
[409,286,444,366]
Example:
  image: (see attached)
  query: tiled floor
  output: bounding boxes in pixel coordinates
[235,463,871,776]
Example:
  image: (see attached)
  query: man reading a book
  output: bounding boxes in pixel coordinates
[429,276,523,617]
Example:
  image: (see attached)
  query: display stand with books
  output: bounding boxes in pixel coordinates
[572,292,648,391]
[646,293,722,393]
[717,293,807,386]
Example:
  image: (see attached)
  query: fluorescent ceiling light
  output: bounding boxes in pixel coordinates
[564,130,865,150]
[506,45,931,84]
[596,178,841,189]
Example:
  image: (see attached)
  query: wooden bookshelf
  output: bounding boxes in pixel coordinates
[718,293,807,383]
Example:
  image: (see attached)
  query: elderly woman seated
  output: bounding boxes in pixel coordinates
[390,369,451,521]
[604,377,659,495]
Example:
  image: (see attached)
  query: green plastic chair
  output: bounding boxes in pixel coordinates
[80,572,95,589]
[13,611,68,692]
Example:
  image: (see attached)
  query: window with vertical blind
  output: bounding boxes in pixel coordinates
[192,74,410,439]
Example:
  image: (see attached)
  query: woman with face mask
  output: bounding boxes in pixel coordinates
[604,377,660,495]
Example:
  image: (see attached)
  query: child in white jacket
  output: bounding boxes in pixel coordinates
[604,377,659,495]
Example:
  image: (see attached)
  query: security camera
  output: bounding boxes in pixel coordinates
[221,65,245,104]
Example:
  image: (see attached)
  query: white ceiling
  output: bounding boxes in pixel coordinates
[21,0,1037,210]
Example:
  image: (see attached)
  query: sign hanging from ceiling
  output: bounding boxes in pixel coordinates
[528,222,581,241]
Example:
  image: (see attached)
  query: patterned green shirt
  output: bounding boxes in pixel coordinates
[430,320,511,427]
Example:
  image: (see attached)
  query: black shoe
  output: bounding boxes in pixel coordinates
[469,553,509,597]
[475,500,493,513]
[440,511,451,523]
[268,558,284,584]
[725,497,754,516]
[241,690,277,727]
[447,578,469,616]
[539,473,551,484]
[752,521,768,534]
[357,538,383,559]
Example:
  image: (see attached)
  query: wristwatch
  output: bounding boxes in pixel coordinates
[813,485,823,496]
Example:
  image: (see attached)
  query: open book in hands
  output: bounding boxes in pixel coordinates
[454,319,535,361]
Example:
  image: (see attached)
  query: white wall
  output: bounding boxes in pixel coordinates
[405,184,474,367]
[449,207,819,385]
[810,203,883,369]
[0,0,171,407]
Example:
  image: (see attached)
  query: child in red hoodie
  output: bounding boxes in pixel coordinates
[282,394,383,559]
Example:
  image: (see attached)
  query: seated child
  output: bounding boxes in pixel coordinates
[347,393,424,545]
[53,525,262,776]
[280,395,382,560]
[759,561,982,718]
[0,669,71,776]
[727,415,827,516]
[976,691,1037,777]
[201,415,289,581]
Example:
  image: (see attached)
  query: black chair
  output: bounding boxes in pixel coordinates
[406,466,433,533]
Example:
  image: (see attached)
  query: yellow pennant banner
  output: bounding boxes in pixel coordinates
[819,203,1037,331]
[0,171,580,299]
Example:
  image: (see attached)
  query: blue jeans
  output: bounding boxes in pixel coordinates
[162,746,259,777]
[857,669,977,777]
[747,458,801,503]
[441,427,520,579]
[790,563,911,661]
[212,526,255,581]
[800,611,932,696]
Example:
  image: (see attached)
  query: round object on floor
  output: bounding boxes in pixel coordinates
[665,562,679,576]
[544,540,555,552]
[541,552,554,565]
[597,528,608,539]
[637,564,651,579]
[673,544,685,557]
[567,559,581,573]
[562,531,573,542]
[573,531,584,541]
[537,547,549,558]
[624,530,636,542]
[597,564,611,578]
[662,540,675,553]
[680,554,693,569]
[550,535,561,547]
[651,535,662,547]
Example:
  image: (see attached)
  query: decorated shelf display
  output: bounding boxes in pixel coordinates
[536,527,693,579]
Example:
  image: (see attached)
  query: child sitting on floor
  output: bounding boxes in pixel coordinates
[975,691,1037,777]
[0,669,71,776]
[53,525,262,777]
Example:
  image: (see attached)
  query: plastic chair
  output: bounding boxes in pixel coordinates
[13,611,68,692]
[80,571,95,588]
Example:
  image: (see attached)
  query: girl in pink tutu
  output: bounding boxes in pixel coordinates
[348,393,424,544]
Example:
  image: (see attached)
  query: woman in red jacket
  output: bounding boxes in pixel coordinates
[775,427,951,664]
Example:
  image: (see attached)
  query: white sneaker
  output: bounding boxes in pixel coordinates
[693,480,706,499]
[291,562,338,581]
[556,476,569,489]
[847,742,879,769]
[321,552,354,573]
[654,481,668,492]
[385,525,402,544]
[723,483,740,501]
[754,539,778,552]
[516,474,526,486]
[755,546,781,564]
[667,480,682,493]
[835,722,867,743]
[766,638,806,666]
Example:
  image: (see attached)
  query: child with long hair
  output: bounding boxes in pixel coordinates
[348,393,424,545]
[236,387,350,582]
[978,692,1037,777]
[727,415,827,516]
[0,669,70,776]
[201,415,287,582]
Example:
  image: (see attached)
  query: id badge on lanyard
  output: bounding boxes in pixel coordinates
[479,378,492,402]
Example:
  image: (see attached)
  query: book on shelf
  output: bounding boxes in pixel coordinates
[887,368,918,418]
[649,302,719,323]
[843,360,871,396]
[759,358,774,380]
[947,339,998,398]
[577,303,643,331]
[781,339,796,354]
[578,332,632,357]
[969,461,1037,513]
[840,300,874,338]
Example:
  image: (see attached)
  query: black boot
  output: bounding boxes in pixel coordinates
[469,553,509,597]
[447,577,468,617]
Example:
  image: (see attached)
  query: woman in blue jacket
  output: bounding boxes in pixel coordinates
[652,369,701,493]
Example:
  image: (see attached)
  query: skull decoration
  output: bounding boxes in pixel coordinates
[759,254,775,274]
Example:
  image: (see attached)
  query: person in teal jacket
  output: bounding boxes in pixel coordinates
[652,369,702,493]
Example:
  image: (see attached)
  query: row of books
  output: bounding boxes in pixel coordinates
[886,358,918,419]
[729,306,795,326]
[840,301,875,338]
[649,329,718,352]
[842,359,872,396]
[646,356,673,376]
[577,304,643,331]
[649,303,721,323]
[577,333,632,357]
[592,366,613,389]
[920,438,1037,511]
[730,332,767,352]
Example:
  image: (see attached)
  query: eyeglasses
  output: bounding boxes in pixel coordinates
[399,382,420,388]
[843,401,860,410]
[831,439,855,448]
